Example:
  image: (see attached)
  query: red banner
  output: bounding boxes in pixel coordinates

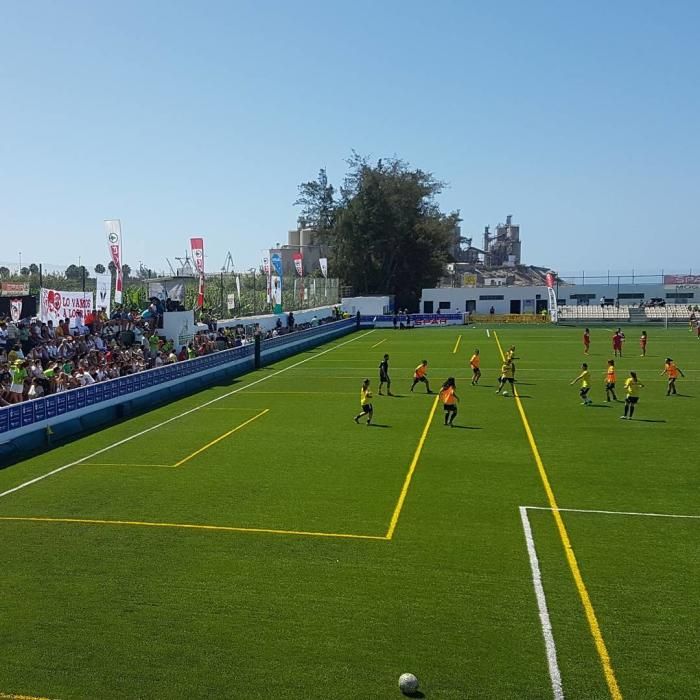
[664,275,700,285]
[545,272,555,289]
[190,237,205,308]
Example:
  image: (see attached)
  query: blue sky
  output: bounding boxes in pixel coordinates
[1,0,698,278]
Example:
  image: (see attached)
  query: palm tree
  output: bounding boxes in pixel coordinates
[94,264,106,274]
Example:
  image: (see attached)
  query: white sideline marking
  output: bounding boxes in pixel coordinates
[519,507,564,700]
[486,329,491,338]
[0,329,375,500]
[526,505,700,520]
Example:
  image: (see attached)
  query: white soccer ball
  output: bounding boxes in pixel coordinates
[502,391,509,396]
[399,672,419,695]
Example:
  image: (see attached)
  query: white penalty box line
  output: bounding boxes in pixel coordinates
[519,504,700,700]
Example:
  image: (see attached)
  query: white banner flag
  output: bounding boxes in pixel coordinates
[10,298,22,322]
[95,273,112,314]
[236,275,241,303]
[271,275,282,307]
[227,293,236,310]
[40,288,94,328]
[104,220,123,304]
[319,257,328,278]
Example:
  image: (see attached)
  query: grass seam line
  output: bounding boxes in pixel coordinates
[519,506,564,700]
[0,516,387,541]
[385,394,440,539]
[525,505,700,519]
[371,338,386,348]
[172,409,269,467]
[493,331,622,700]
[0,329,375,501]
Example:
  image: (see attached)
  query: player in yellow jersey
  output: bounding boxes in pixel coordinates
[496,358,515,395]
[353,378,373,425]
[439,377,460,427]
[604,359,618,401]
[570,363,592,405]
[505,345,518,379]
[410,360,432,393]
[620,371,644,419]
[469,349,481,385]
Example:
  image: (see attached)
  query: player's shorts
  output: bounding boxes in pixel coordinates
[443,404,457,412]
[606,382,616,389]
[580,387,590,397]
[500,376,514,384]
[625,396,639,404]
[379,372,389,382]
[361,404,373,413]
[414,375,427,383]
[472,367,480,374]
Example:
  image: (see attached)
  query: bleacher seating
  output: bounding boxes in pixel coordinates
[644,304,697,320]
[558,305,631,321]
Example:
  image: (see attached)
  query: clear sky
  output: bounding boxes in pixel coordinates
[1,0,698,278]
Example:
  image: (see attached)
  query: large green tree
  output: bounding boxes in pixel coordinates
[299,155,458,309]
[294,168,336,233]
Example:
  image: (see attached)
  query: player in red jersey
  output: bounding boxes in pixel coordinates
[612,328,625,357]
[583,328,590,355]
[639,330,648,357]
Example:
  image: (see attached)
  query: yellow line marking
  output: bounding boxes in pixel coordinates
[371,338,386,349]
[172,409,270,467]
[493,331,622,699]
[0,516,387,541]
[452,334,462,354]
[385,394,440,539]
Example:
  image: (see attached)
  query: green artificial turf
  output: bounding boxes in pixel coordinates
[0,324,697,699]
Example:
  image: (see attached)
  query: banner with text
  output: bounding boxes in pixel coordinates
[105,219,123,304]
[1,282,29,297]
[40,288,94,327]
[190,237,205,308]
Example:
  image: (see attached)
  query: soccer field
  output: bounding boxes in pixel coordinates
[0,324,698,699]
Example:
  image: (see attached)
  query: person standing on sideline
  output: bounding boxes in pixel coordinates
[621,371,644,419]
[570,363,593,405]
[469,349,481,385]
[604,360,618,401]
[660,358,685,396]
[354,379,373,425]
[378,354,393,396]
[410,360,431,393]
[583,328,591,355]
[439,377,459,427]
[640,330,648,357]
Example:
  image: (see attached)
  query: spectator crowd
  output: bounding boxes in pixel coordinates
[1,304,342,407]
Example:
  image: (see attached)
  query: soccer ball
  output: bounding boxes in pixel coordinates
[502,390,509,396]
[398,673,419,695]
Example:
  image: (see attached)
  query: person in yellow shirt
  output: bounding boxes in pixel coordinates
[660,358,685,396]
[496,358,515,395]
[439,377,459,426]
[570,363,592,405]
[354,378,373,425]
[469,349,481,385]
[604,359,618,402]
[505,345,518,379]
[410,360,432,393]
[621,371,644,419]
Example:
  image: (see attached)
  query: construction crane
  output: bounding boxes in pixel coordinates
[165,258,176,276]
[222,251,235,273]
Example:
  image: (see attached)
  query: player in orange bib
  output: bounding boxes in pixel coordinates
[469,349,481,385]
[660,358,685,396]
[410,360,432,393]
[604,359,618,401]
[439,377,459,426]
